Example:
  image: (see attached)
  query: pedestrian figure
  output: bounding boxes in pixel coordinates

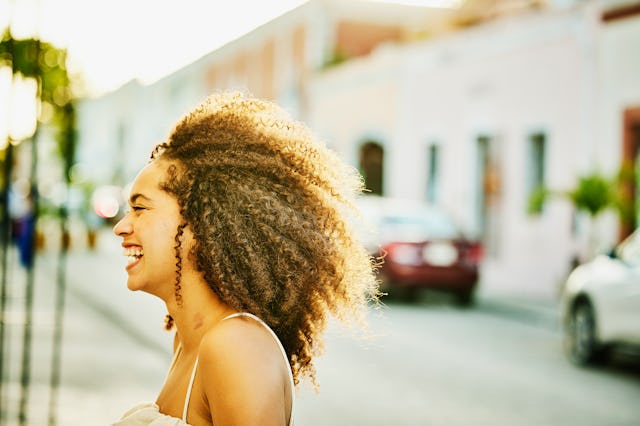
[9,186,36,268]
[112,91,380,425]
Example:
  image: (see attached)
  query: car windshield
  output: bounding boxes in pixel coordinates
[380,211,459,242]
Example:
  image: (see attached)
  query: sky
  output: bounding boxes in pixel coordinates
[0,0,460,96]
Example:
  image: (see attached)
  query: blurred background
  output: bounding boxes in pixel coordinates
[1,0,640,425]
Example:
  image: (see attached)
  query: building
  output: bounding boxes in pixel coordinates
[76,0,452,185]
[76,0,640,298]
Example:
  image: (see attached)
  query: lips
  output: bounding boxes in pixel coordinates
[123,246,144,270]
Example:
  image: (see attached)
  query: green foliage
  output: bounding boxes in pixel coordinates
[568,173,614,217]
[0,30,77,184]
[611,160,637,231]
[527,185,548,215]
[54,102,77,183]
[527,170,628,220]
[322,48,350,69]
[0,30,71,107]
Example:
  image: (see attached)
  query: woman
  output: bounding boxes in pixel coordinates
[112,91,380,425]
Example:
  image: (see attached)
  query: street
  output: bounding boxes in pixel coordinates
[297,303,640,425]
[1,230,639,426]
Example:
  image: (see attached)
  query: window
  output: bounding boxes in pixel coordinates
[475,134,502,258]
[475,136,490,237]
[426,144,440,204]
[527,132,546,215]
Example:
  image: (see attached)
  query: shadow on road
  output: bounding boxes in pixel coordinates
[379,288,469,308]
[602,351,640,380]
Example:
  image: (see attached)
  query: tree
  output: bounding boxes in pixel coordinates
[529,171,623,262]
[0,30,77,181]
[568,173,613,218]
[0,29,77,426]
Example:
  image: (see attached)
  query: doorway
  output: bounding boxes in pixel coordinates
[359,141,384,196]
[475,135,502,258]
[619,106,640,241]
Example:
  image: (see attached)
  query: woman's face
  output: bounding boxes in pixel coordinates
[113,160,192,300]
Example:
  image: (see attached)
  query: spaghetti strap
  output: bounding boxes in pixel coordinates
[182,357,199,422]
[168,344,182,375]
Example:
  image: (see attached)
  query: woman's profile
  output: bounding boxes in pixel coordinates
[112,91,380,425]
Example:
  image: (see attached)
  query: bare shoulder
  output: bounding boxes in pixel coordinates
[199,315,284,369]
[200,316,278,357]
[197,315,289,424]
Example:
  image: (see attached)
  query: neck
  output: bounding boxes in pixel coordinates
[165,269,235,352]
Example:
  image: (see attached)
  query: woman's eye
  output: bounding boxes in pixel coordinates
[132,206,145,212]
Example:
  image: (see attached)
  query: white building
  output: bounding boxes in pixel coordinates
[307,0,640,298]
[76,0,640,298]
[76,0,450,185]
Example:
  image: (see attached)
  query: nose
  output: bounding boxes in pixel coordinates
[113,214,132,237]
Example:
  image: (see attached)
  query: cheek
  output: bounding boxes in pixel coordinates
[157,221,193,259]
[147,220,181,260]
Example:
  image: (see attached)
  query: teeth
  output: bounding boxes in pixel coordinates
[123,247,144,258]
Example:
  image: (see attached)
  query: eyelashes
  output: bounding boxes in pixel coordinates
[123,205,146,215]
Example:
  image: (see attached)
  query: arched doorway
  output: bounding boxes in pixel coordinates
[359,141,384,195]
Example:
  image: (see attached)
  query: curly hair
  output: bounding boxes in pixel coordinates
[150,91,380,386]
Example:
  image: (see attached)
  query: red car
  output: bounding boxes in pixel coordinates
[356,196,482,305]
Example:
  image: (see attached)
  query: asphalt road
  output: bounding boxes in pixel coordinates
[2,234,639,426]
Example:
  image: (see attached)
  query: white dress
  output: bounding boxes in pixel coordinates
[113,313,295,426]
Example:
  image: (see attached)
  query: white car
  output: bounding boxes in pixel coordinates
[562,229,640,365]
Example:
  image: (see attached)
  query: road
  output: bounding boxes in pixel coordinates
[296,302,640,425]
[1,231,639,425]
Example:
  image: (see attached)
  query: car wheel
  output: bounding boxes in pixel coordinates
[565,301,608,365]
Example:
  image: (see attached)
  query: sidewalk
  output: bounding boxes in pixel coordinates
[1,230,173,426]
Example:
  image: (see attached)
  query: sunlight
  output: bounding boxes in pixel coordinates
[0,73,39,143]
[367,0,463,7]
[0,0,462,96]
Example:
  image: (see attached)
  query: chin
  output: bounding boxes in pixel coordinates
[126,277,147,292]
[126,281,142,292]
[127,279,166,301]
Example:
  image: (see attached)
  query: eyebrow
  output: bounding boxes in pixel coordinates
[129,193,152,204]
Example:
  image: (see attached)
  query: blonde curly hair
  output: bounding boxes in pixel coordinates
[151,91,380,386]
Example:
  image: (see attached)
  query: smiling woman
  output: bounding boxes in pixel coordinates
[111,91,380,426]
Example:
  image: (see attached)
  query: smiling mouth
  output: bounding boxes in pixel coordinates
[124,247,144,266]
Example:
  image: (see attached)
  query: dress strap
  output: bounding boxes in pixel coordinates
[182,356,199,421]
[162,343,182,386]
